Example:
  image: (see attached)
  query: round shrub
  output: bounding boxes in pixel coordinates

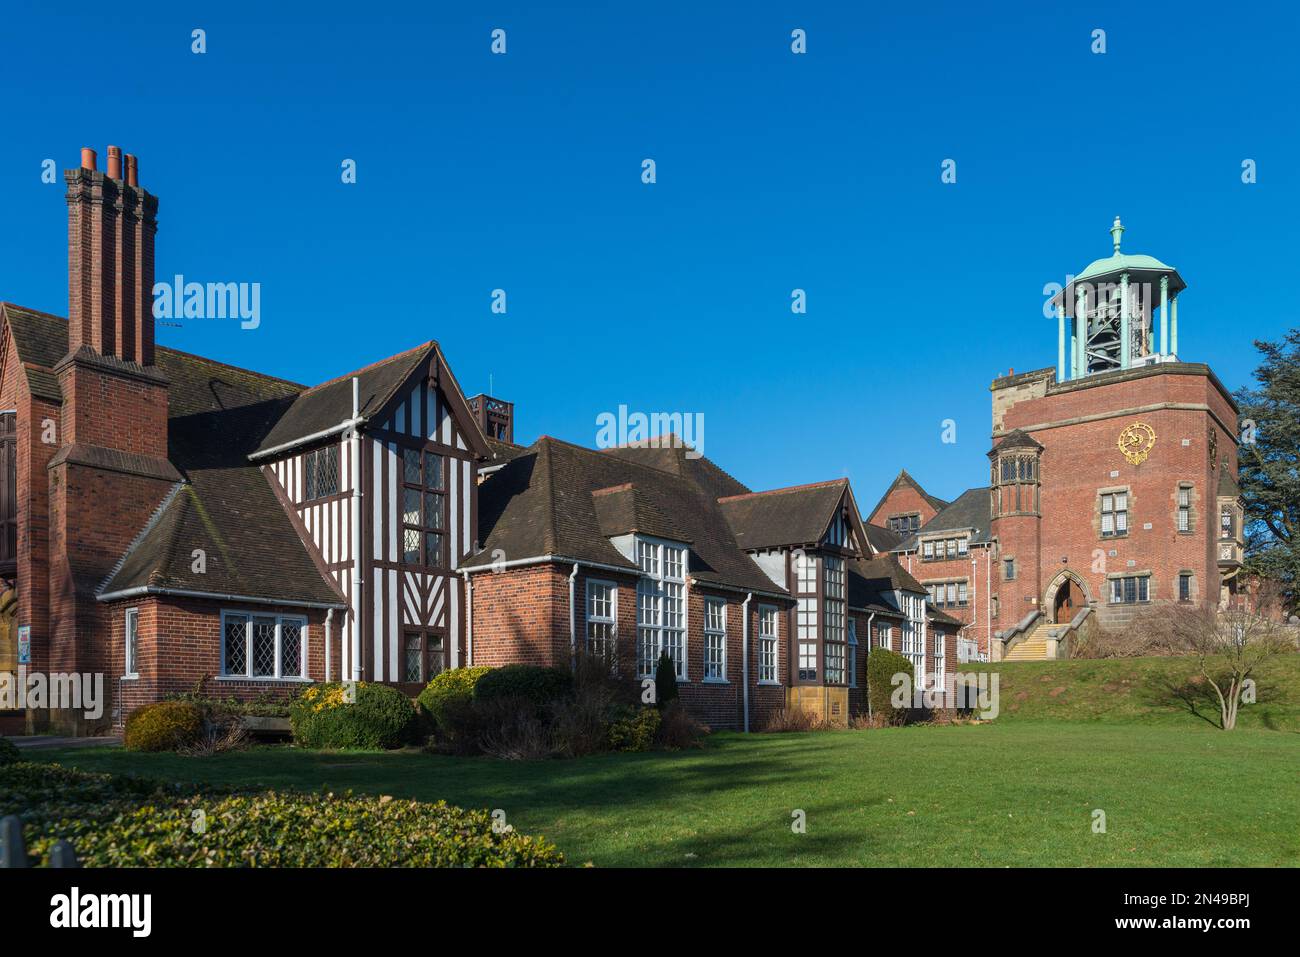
[0,761,563,867]
[475,665,573,710]
[866,648,915,726]
[0,737,20,765]
[290,682,417,750]
[123,701,203,753]
[607,707,660,752]
[417,666,491,731]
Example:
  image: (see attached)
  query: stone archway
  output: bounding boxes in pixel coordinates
[1044,570,1091,625]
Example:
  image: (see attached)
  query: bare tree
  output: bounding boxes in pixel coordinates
[1168,604,1297,730]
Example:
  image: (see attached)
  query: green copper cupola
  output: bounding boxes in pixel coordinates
[1052,218,1187,381]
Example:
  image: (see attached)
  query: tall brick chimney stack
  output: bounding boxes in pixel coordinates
[65,144,158,367]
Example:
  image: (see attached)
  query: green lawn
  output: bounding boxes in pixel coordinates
[966,654,1300,730]
[38,720,1300,867]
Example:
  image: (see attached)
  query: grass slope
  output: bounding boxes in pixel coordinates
[964,653,1300,730]
[38,721,1300,868]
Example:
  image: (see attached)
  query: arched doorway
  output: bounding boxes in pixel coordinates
[1044,570,1090,625]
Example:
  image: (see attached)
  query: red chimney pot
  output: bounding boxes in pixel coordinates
[106,145,122,180]
[125,153,138,187]
[80,147,97,171]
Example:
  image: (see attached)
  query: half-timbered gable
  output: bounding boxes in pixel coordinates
[252,340,490,688]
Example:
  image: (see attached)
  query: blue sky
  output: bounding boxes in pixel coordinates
[2,2,1296,505]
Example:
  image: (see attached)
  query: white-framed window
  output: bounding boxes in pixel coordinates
[901,593,925,689]
[932,628,946,687]
[796,597,818,681]
[636,539,687,679]
[124,607,139,678]
[586,579,617,662]
[1101,491,1128,537]
[1177,485,1192,532]
[875,622,892,649]
[847,619,858,688]
[221,611,307,679]
[795,551,817,593]
[703,597,726,681]
[758,604,778,683]
[824,556,846,684]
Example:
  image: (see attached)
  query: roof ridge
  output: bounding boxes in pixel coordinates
[157,345,306,391]
[535,435,701,487]
[717,478,847,504]
[301,340,435,395]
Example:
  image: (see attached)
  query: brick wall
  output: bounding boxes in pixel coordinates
[991,365,1236,627]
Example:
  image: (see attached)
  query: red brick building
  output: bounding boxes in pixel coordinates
[0,146,957,733]
[870,218,1243,661]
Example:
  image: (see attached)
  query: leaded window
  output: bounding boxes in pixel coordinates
[1177,485,1192,532]
[1101,491,1128,537]
[402,449,446,567]
[1109,575,1149,604]
[304,445,339,500]
[823,556,846,684]
[222,612,306,679]
[124,607,139,677]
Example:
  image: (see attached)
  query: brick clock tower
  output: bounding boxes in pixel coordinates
[990,219,1242,640]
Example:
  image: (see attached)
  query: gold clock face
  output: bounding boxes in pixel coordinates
[1118,422,1156,465]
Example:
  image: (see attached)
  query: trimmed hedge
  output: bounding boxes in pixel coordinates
[290,682,417,750]
[866,648,915,725]
[475,665,573,710]
[0,761,563,867]
[123,701,204,753]
[418,667,491,731]
[0,737,20,765]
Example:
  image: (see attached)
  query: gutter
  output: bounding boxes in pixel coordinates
[460,553,637,577]
[249,414,368,463]
[686,576,790,603]
[96,584,345,610]
[324,608,333,681]
[865,610,876,723]
[568,563,580,668]
[462,571,474,666]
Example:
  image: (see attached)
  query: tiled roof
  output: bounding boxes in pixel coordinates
[717,479,848,551]
[847,554,927,612]
[896,487,992,551]
[868,468,949,521]
[864,522,902,553]
[4,305,343,607]
[466,436,784,595]
[253,343,435,456]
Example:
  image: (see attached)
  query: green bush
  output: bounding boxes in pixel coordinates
[123,701,204,753]
[418,666,491,731]
[0,738,19,765]
[866,648,915,726]
[475,665,573,710]
[290,682,417,750]
[607,707,661,752]
[654,653,678,708]
[0,761,563,867]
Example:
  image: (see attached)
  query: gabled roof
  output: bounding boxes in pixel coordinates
[2,305,344,607]
[863,523,902,554]
[100,346,344,606]
[1,302,83,402]
[465,436,783,595]
[896,487,992,551]
[717,479,850,551]
[485,436,529,467]
[847,554,927,614]
[868,468,949,520]
[253,342,434,456]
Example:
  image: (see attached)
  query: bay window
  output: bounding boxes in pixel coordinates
[636,539,687,679]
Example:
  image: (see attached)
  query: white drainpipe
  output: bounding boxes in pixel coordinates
[350,377,364,682]
[324,608,333,681]
[568,563,580,669]
[865,611,876,721]
[463,571,474,666]
[985,546,992,660]
[741,592,753,732]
